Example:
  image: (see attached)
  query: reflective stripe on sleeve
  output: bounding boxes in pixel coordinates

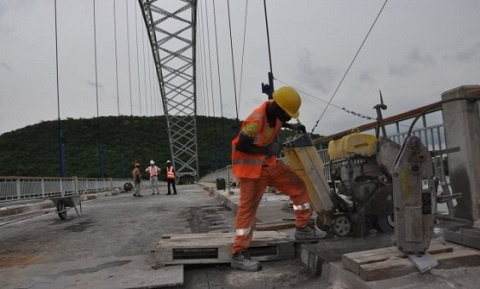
[293,202,311,211]
[232,158,263,166]
[236,227,253,236]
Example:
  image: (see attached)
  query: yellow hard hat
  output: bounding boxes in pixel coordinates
[272,86,301,118]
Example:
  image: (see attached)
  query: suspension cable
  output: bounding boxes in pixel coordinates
[54,0,66,177]
[126,0,133,116]
[198,4,211,115]
[141,20,148,116]
[113,0,120,116]
[237,0,249,116]
[93,0,99,120]
[93,0,104,177]
[213,0,228,167]
[147,33,154,116]
[263,0,273,75]
[54,0,61,125]
[205,0,216,119]
[134,4,142,115]
[198,1,210,117]
[310,0,389,134]
[227,0,239,122]
[205,0,220,168]
[212,0,224,118]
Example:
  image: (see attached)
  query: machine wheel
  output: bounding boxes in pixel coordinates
[376,214,395,233]
[332,215,352,237]
[123,182,133,191]
[57,201,67,220]
[315,215,331,231]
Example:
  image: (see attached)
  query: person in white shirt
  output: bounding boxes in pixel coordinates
[145,160,161,195]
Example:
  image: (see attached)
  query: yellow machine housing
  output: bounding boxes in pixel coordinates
[328,133,377,161]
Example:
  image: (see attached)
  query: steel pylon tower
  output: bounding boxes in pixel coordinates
[139,0,199,182]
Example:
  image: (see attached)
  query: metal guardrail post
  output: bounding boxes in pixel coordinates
[74,177,79,195]
[41,179,45,198]
[60,178,64,197]
[16,178,21,200]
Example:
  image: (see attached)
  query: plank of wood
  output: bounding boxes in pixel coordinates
[342,242,452,275]
[359,249,480,281]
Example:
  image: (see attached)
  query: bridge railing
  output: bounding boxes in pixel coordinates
[0,177,133,203]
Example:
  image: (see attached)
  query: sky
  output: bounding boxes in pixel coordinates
[1,0,479,137]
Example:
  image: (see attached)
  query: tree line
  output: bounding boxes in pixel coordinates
[0,115,308,178]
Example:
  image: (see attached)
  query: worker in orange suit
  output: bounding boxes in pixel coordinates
[230,86,326,272]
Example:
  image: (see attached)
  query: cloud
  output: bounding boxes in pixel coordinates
[0,63,12,72]
[295,48,337,94]
[86,79,105,91]
[388,47,436,77]
[388,63,417,77]
[454,41,480,62]
[407,47,436,66]
[357,69,377,85]
[0,0,29,36]
[0,3,6,18]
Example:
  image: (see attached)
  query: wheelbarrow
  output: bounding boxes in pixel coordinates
[49,195,83,220]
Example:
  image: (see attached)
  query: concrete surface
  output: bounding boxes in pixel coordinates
[0,185,331,289]
[5,256,183,289]
[1,183,479,289]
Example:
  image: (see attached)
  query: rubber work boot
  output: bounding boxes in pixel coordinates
[231,251,262,272]
[295,226,327,242]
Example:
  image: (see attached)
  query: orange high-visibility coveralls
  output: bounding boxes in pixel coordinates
[231,100,312,255]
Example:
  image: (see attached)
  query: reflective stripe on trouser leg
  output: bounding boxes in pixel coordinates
[232,176,267,254]
[293,202,311,211]
[266,161,312,228]
[293,202,313,228]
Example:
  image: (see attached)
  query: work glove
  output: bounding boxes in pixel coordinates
[289,123,306,133]
[265,142,281,156]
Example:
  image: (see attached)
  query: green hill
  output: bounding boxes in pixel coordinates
[0,115,312,179]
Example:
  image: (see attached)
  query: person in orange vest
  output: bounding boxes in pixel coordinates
[145,160,161,195]
[230,86,326,272]
[165,160,177,195]
[131,162,143,197]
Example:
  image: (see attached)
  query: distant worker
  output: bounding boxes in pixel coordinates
[132,162,143,197]
[165,160,177,195]
[230,86,326,272]
[145,160,161,195]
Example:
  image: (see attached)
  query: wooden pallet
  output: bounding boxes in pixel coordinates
[342,241,480,281]
[155,231,295,266]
